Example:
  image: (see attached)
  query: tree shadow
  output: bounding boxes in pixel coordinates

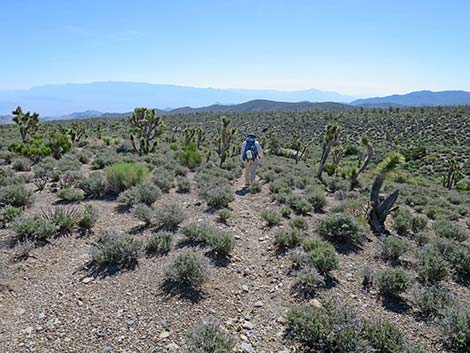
[205,250,231,267]
[160,280,205,304]
[235,187,250,196]
[381,296,411,314]
[331,242,363,255]
[128,224,149,235]
[80,259,139,279]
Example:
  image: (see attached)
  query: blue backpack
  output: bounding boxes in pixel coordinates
[243,138,258,161]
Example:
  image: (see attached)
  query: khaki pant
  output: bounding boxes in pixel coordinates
[244,159,259,186]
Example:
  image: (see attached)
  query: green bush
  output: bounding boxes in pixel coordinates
[199,184,234,209]
[12,157,31,171]
[280,206,292,218]
[205,230,235,257]
[362,320,406,353]
[381,237,408,261]
[0,184,33,208]
[176,176,191,193]
[303,238,339,274]
[260,209,282,227]
[440,308,470,352]
[374,268,411,298]
[392,208,412,236]
[57,187,84,202]
[433,219,468,242]
[217,208,231,223]
[186,318,234,353]
[133,203,154,226]
[164,251,208,287]
[78,205,97,232]
[305,188,327,212]
[412,285,453,319]
[286,305,332,348]
[91,232,142,269]
[417,247,450,283]
[146,232,173,255]
[274,228,304,249]
[78,171,107,198]
[286,195,313,215]
[249,181,262,193]
[154,203,185,229]
[289,217,309,231]
[117,183,161,207]
[11,215,56,242]
[429,238,470,281]
[12,240,35,261]
[0,205,22,227]
[293,268,324,296]
[105,162,149,193]
[42,207,81,234]
[178,143,202,170]
[152,169,175,193]
[317,213,364,245]
[411,215,428,233]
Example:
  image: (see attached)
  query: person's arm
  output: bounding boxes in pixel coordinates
[240,142,246,162]
[256,141,264,158]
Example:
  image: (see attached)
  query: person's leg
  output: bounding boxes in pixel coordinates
[250,159,259,184]
[244,161,251,186]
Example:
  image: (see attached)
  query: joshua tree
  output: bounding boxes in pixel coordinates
[442,157,463,190]
[317,123,339,184]
[182,127,206,149]
[48,133,72,159]
[128,108,165,155]
[349,135,374,190]
[292,134,312,165]
[216,116,236,167]
[367,152,404,234]
[66,122,87,143]
[12,106,40,143]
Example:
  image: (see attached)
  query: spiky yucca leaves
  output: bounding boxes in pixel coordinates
[216,116,236,167]
[367,152,404,234]
[317,123,339,184]
[12,106,40,143]
[442,157,463,190]
[128,107,165,155]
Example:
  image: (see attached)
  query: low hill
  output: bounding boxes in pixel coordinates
[351,90,470,106]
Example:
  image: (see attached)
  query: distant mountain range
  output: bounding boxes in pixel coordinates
[0,82,469,121]
[351,90,470,107]
[0,82,355,116]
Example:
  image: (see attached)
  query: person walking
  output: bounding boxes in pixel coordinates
[240,133,264,187]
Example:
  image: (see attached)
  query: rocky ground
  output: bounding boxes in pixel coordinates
[0,167,468,353]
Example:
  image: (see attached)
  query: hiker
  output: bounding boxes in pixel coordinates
[240,133,264,186]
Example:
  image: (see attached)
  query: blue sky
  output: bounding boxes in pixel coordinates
[1,0,469,95]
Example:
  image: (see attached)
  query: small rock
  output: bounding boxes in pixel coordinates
[241,285,249,292]
[24,326,33,335]
[159,331,170,339]
[103,346,112,353]
[37,312,46,321]
[82,277,94,284]
[242,321,254,330]
[240,342,256,353]
[309,298,322,308]
[166,343,179,350]
[253,301,264,307]
[240,333,249,341]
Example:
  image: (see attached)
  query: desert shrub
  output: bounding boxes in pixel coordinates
[362,320,406,353]
[249,181,262,193]
[152,172,174,194]
[317,213,364,245]
[417,247,450,283]
[182,223,212,242]
[374,268,411,298]
[289,217,309,231]
[286,195,313,215]
[77,150,92,164]
[274,228,304,249]
[303,238,339,274]
[132,203,154,226]
[217,208,231,223]
[60,170,82,188]
[199,184,234,209]
[186,318,234,353]
[176,176,191,193]
[178,143,202,170]
[164,251,208,287]
[146,232,173,255]
[456,178,470,191]
[411,215,428,233]
[280,206,292,218]
[78,171,107,198]
[381,237,408,261]
[286,305,332,348]
[12,157,31,171]
[0,205,22,227]
[154,203,185,230]
[78,205,97,232]
[260,209,282,227]
[12,240,35,261]
[105,162,149,193]
[412,285,453,319]
[305,188,327,212]
[414,231,431,246]
[56,154,81,173]
[433,219,468,242]
[43,207,81,234]
[0,184,33,208]
[440,307,470,352]
[57,187,84,202]
[11,215,56,241]
[205,230,235,257]
[428,238,470,281]
[392,208,412,236]
[293,268,324,296]
[117,183,161,207]
[91,232,142,269]
[173,165,188,177]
